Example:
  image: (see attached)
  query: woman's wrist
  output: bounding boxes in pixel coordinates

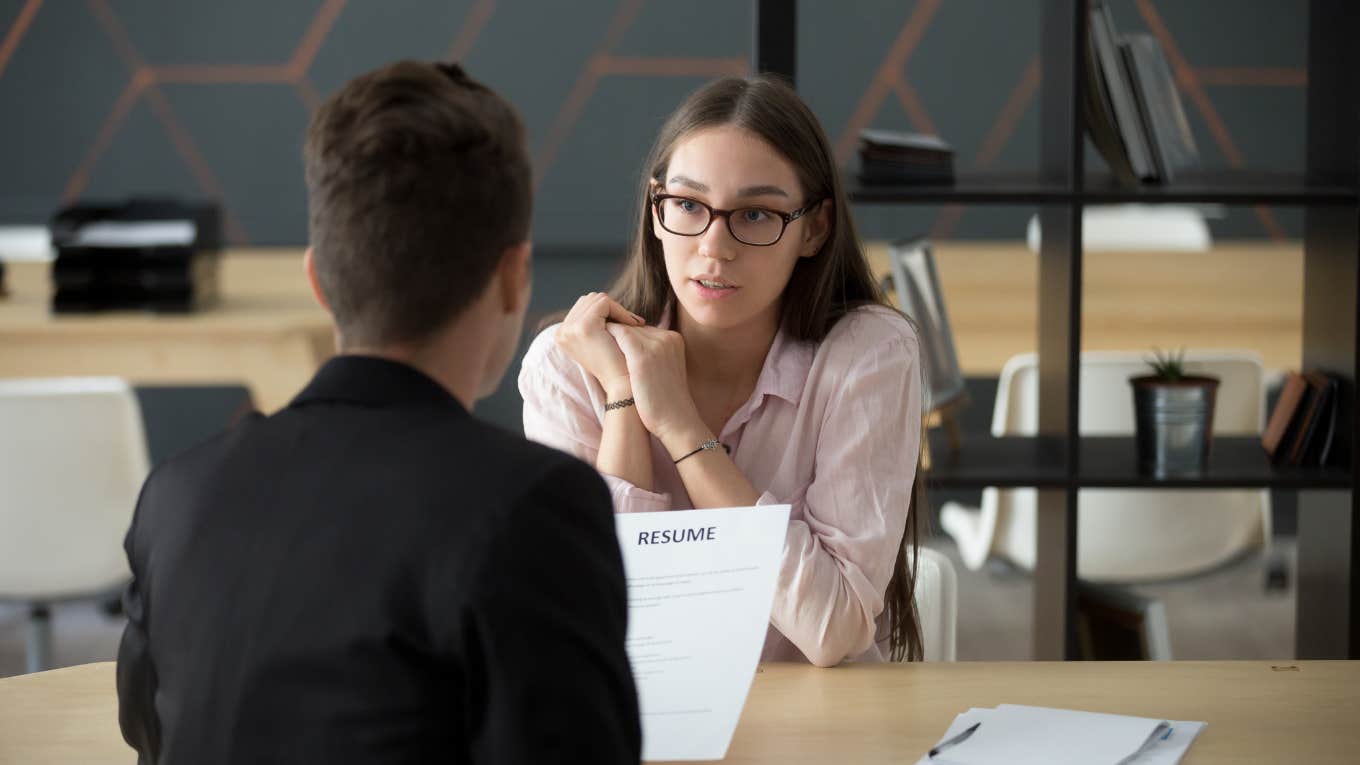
[601,376,633,403]
[656,420,714,460]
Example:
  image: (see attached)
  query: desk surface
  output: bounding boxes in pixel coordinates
[3,660,1355,764]
[862,240,1303,375]
[2,241,1302,365]
[0,250,332,412]
[0,249,327,335]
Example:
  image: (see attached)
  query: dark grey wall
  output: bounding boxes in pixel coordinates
[2,0,1309,245]
[0,1,1312,432]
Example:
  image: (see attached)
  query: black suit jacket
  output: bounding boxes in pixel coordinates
[116,356,640,764]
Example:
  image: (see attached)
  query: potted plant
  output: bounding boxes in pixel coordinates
[1129,348,1219,477]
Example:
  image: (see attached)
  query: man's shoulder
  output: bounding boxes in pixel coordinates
[143,401,605,520]
[319,403,606,515]
[140,410,266,489]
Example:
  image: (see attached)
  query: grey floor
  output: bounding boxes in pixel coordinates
[0,601,125,678]
[927,535,1295,662]
[0,534,1295,678]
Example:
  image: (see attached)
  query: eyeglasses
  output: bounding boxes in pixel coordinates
[651,192,820,247]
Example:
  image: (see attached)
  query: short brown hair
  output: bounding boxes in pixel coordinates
[304,61,531,347]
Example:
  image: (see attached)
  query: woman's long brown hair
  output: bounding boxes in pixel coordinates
[608,74,926,661]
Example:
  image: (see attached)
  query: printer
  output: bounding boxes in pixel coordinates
[49,198,221,313]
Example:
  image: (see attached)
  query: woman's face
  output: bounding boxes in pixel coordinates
[653,125,827,334]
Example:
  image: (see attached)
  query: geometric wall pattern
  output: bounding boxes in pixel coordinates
[0,0,1308,245]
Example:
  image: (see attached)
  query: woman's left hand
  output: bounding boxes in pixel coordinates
[605,323,706,449]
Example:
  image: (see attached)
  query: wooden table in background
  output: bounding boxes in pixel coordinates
[0,249,331,413]
[2,660,1356,764]
[866,241,1304,375]
[0,243,1303,414]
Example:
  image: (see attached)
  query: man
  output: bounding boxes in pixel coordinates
[116,61,640,764]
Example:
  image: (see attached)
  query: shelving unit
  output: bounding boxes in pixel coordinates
[847,170,1360,206]
[925,433,1354,491]
[754,0,1358,659]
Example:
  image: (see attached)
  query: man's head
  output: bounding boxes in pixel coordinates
[303,61,532,400]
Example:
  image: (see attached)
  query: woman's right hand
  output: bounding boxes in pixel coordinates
[554,292,644,399]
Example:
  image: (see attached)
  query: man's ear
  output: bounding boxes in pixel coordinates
[496,241,533,314]
[800,199,833,258]
[303,247,332,312]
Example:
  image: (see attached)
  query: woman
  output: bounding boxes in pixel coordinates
[518,75,925,666]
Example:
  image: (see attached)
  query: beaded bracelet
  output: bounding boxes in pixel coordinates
[673,438,723,464]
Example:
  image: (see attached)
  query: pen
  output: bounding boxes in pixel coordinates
[928,721,981,759]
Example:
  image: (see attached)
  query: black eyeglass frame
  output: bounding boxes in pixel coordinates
[650,192,822,247]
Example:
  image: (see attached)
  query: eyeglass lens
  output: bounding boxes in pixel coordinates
[657,197,786,246]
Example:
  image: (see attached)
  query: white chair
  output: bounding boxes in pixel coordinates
[1026,205,1213,253]
[912,546,958,662]
[941,351,1270,582]
[0,378,150,673]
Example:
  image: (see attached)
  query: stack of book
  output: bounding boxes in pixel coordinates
[1085,0,1199,185]
[49,199,221,314]
[857,129,955,186]
[1262,370,1343,467]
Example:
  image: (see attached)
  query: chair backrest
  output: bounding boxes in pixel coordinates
[911,547,958,661]
[0,378,150,600]
[984,351,1270,581]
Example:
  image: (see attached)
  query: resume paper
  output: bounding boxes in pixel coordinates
[614,505,791,762]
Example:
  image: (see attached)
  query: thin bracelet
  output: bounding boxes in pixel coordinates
[673,438,722,464]
[604,397,635,412]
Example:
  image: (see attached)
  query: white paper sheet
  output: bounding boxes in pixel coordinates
[914,705,1206,765]
[615,505,791,762]
[70,220,196,247]
[0,225,54,262]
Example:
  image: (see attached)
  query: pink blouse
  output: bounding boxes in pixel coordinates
[517,304,922,666]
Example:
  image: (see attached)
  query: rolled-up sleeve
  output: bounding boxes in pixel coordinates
[764,332,921,667]
[519,327,672,514]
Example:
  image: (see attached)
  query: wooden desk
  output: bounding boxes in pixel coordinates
[717,661,1358,764]
[4,660,1355,763]
[865,241,1304,375]
[0,250,332,413]
[0,243,1302,414]
[0,663,126,765]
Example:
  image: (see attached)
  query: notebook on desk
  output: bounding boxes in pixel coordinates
[914,704,1206,765]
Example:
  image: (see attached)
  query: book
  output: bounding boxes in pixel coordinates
[1297,371,1339,467]
[1121,40,1167,179]
[857,129,955,185]
[1121,33,1200,182]
[1277,375,1320,467]
[857,162,954,185]
[1090,1,1157,181]
[1083,26,1139,186]
[859,128,953,154]
[1262,371,1308,458]
[1271,370,1343,467]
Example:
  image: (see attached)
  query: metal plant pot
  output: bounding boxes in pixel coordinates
[1129,375,1220,478]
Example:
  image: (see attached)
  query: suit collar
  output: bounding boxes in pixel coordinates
[291,355,467,413]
